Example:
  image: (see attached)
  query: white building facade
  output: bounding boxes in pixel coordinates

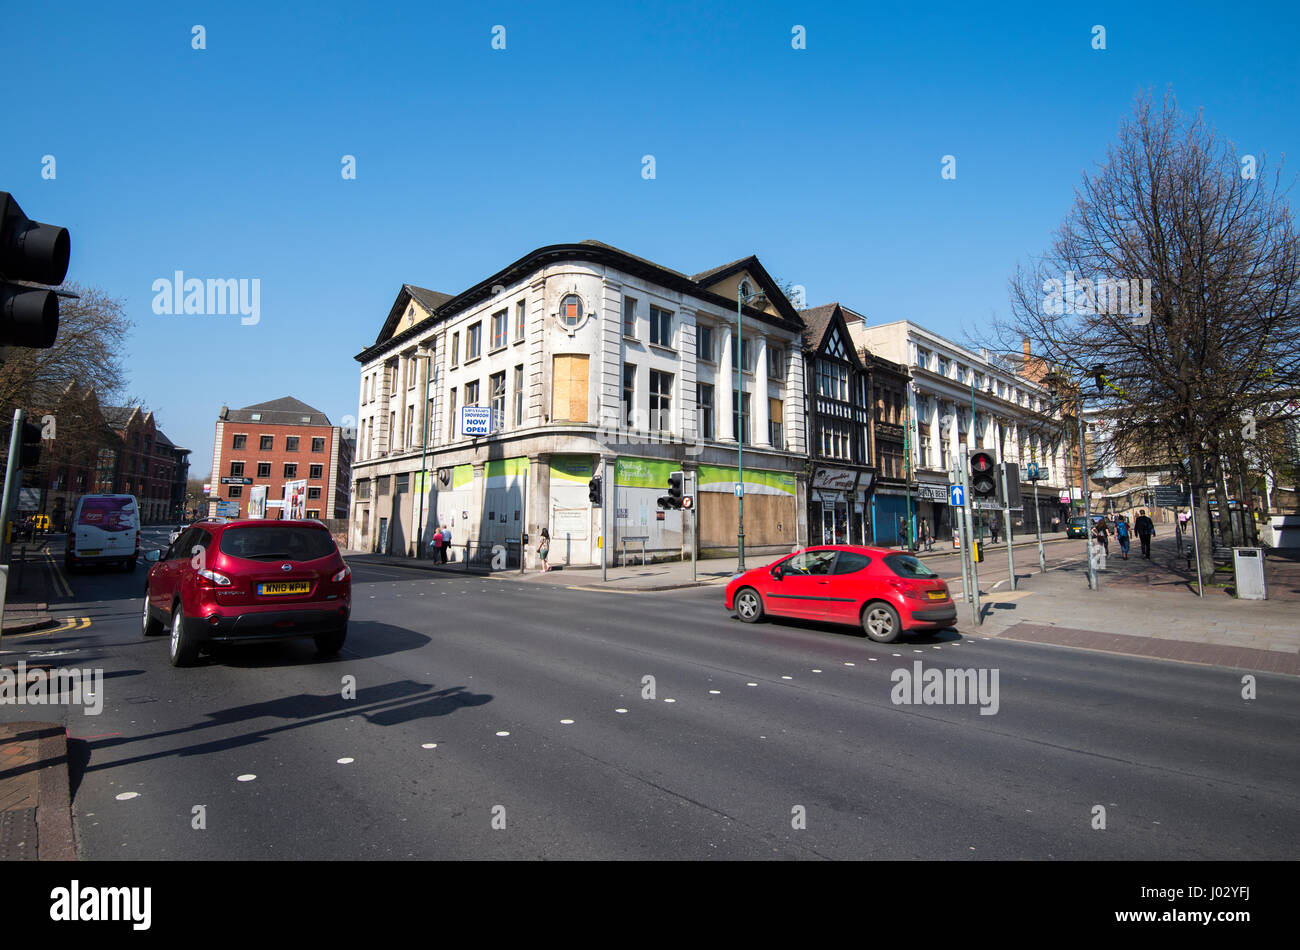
[350,242,810,566]
[851,321,1076,537]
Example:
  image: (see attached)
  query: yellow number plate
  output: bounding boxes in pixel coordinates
[259,581,311,596]
[926,590,946,600]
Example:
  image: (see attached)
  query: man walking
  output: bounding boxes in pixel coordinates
[1134,510,1155,559]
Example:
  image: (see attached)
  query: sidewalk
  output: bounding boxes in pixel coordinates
[971,536,1300,675]
[1,542,60,637]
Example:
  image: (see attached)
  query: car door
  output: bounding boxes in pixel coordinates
[151,527,197,614]
[768,549,840,620]
[826,551,873,623]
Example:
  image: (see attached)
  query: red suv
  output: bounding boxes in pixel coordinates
[724,545,956,643]
[142,519,351,667]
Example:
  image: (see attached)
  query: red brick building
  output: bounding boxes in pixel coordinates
[208,397,352,520]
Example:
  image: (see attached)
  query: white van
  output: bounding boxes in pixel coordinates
[65,494,140,572]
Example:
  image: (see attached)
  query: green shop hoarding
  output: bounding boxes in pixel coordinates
[551,454,595,483]
[697,464,796,496]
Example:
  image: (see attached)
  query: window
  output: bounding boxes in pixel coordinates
[229,461,244,477]
[466,323,482,361]
[308,487,321,500]
[407,357,416,389]
[228,485,243,498]
[731,336,753,372]
[309,464,323,479]
[389,366,397,395]
[623,296,637,337]
[698,383,714,440]
[307,509,321,520]
[649,305,673,348]
[915,347,930,369]
[697,325,714,362]
[733,390,751,443]
[817,361,849,401]
[447,388,458,441]
[515,300,526,341]
[312,437,325,452]
[284,463,298,478]
[451,332,460,367]
[559,293,583,327]
[649,371,673,432]
[937,357,950,377]
[768,347,785,379]
[514,365,524,426]
[257,462,271,477]
[491,371,506,424]
[769,398,784,448]
[259,435,273,451]
[356,479,371,500]
[833,552,871,575]
[232,434,247,449]
[286,436,299,452]
[491,310,507,350]
[250,412,262,421]
[406,405,415,445]
[389,411,395,448]
[623,363,636,426]
[551,355,589,423]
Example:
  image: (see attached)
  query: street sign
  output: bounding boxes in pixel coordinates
[460,406,494,436]
[682,495,693,509]
[1058,492,1071,504]
[220,476,253,485]
[1154,485,1189,507]
[734,483,743,498]
[949,484,964,506]
[1025,462,1048,481]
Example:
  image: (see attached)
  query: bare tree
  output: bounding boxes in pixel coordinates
[989,89,1300,576]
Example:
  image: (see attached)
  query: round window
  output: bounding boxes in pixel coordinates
[559,294,583,327]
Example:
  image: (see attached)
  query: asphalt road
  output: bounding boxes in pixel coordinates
[14,529,1300,860]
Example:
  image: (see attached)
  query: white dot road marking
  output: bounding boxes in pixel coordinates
[811,669,822,673]
[615,708,628,714]
[560,719,574,724]
[869,657,878,662]
[115,792,139,800]
[237,774,256,782]
[708,690,721,694]
[664,698,676,703]
[337,757,354,764]
[421,743,438,749]
[844,662,855,666]
[495,731,510,737]
[781,676,793,680]
[746,682,757,686]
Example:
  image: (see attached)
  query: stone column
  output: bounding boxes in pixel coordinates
[719,328,735,440]
[754,336,770,446]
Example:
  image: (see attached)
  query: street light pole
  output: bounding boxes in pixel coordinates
[735,287,761,572]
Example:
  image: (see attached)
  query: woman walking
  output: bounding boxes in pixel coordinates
[537,527,551,572]
[1116,515,1131,559]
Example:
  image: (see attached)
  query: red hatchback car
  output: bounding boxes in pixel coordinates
[142,519,352,667]
[724,545,956,643]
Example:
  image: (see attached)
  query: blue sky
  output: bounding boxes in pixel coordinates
[4,0,1297,477]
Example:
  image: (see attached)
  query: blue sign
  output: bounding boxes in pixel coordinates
[949,484,964,507]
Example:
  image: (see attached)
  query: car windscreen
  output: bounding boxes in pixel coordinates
[218,525,336,561]
[883,553,938,579]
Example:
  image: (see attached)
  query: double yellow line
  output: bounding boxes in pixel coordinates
[44,549,73,598]
[8,616,91,640]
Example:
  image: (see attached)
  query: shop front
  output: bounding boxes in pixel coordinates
[809,466,869,546]
[915,482,950,543]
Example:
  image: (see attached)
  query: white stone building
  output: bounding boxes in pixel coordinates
[350,241,810,566]
[850,320,1076,537]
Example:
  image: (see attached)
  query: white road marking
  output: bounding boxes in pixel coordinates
[615,708,628,714]
[560,719,574,725]
[495,731,510,737]
[337,757,354,764]
[708,689,721,694]
[421,743,438,749]
[115,792,139,800]
[237,774,256,782]
[664,698,676,703]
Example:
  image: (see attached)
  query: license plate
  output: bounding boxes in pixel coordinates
[926,590,946,600]
[258,581,311,596]
[82,549,101,556]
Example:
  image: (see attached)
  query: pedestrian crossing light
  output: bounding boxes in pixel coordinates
[658,471,683,510]
[0,192,71,349]
[19,419,43,468]
[588,475,602,506]
[969,450,997,498]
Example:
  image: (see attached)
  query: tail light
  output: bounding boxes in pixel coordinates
[197,568,232,589]
[331,565,351,583]
[889,580,926,601]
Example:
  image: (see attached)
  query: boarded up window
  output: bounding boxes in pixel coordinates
[552,355,589,423]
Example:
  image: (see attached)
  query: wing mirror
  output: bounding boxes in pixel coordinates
[146,549,164,562]
[770,565,784,581]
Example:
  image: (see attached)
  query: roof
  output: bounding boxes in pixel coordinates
[798,304,838,349]
[102,406,138,427]
[224,397,332,427]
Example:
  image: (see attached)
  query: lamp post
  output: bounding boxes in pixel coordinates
[414,347,434,558]
[735,285,766,572]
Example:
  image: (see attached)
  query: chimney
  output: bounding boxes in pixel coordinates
[1022,337,1032,358]
[219,405,228,420]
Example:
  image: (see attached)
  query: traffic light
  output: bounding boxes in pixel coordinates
[0,192,70,348]
[588,475,602,506]
[19,420,43,468]
[969,450,997,498]
[657,471,683,510]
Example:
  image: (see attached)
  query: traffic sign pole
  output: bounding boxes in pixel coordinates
[1000,462,1016,591]
[953,463,971,605]
[960,453,981,624]
[1033,478,1046,572]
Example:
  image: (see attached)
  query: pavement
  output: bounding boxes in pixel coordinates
[0,539,76,861]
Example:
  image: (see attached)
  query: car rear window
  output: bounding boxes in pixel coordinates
[883,554,937,579]
[218,525,336,561]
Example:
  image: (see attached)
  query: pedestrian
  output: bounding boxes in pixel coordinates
[1092,516,1110,554]
[897,516,908,549]
[1134,509,1155,559]
[919,517,932,552]
[440,524,452,563]
[537,527,551,572]
[1116,515,1131,559]
[430,526,443,561]
[989,518,1000,544]
[1051,515,1060,533]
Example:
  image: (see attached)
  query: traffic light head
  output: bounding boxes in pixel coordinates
[588,475,602,505]
[969,450,997,498]
[0,192,70,349]
[19,420,43,468]
[657,471,684,510]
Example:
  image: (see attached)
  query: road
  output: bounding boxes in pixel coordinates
[15,527,1300,859]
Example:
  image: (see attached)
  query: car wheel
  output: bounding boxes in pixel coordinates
[862,601,902,643]
[142,595,163,637]
[315,625,347,657]
[168,607,200,667]
[734,587,765,623]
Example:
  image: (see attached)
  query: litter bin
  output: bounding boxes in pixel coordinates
[1232,547,1266,600]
